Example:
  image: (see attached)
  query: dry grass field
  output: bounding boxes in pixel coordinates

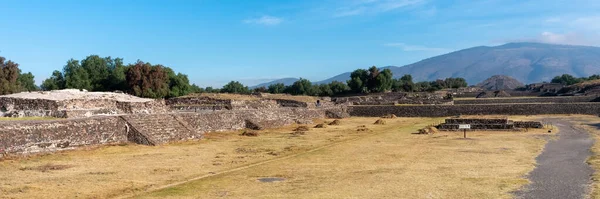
[0,117,58,121]
[0,116,556,199]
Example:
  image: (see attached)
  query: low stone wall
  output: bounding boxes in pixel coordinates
[116,100,168,114]
[454,96,598,104]
[513,121,543,128]
[0,107,344,157]
[348,103,600,117]
[333,92,451,105]
[178,108,329,133]
[168,97,282,110]
[0,117,128,156]
[438,124,515,130]
[231,100,280,109]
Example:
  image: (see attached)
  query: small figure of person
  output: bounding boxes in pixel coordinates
[316,100,321,107]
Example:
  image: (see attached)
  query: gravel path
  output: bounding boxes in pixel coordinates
[515,119,594,199]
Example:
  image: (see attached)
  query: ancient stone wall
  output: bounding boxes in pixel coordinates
[0,117,128,156]
[0,98,61,117]
[454,96,598,104]
[0,107,344,157]
[167,96,281,110]
[347,103,600,117]
[333,92,451,105]
[231,100,280,109]
[116,100,168,114]
[0,97,168,118]
[178,108,329,133]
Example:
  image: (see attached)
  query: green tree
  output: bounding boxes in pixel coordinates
[81,55,111,91]
[41,70,66,91]
[64,59,92,90]
[366,66,380,92]
[190,84,204,93]
[288,78,314,95]
[551,74,583,85]
[372,68,393,92]
[329,81,349,95]
[588,74,600,81]
[221,81,250,94]
[253,86,267,93]
[444,77,467,88]
[414,81,432,92]
[268,83,286,94]
[205,87,221,93]
[318,84,333,96]
[0,56,21,94]
[17,72,37,91]
[165,67,192,98]
[106,57,128,91]
[347,69,369,93]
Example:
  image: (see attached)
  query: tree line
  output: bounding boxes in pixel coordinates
[1,55,469,98]
[218,66,468,96]
[551,74,600,85]
[39,55,203,98]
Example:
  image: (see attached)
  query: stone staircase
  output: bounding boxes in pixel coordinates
[120,114,200,145]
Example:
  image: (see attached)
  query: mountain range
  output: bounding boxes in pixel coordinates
[252,42,600,87]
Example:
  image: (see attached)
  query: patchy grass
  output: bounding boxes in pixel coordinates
[19,164,73,172]
[0,116,555,199]
[137,117,552,199]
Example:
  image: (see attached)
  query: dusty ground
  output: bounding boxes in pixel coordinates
[0,116,554,199]
[567,115,600,199]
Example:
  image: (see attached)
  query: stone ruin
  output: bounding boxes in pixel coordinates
[166,93,334,112]
[436,118,543,131]
[476,90,511,98]
[332,92,453,105]
[0,89,167,118]
[0,90,347,157]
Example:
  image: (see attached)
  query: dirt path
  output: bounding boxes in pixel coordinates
[515,119,594,199]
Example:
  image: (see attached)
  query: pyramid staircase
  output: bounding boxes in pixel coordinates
[120,114,199,145]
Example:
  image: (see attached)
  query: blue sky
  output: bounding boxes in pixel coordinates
[1,0,599,87]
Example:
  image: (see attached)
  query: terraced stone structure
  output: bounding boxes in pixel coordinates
[0,90,347,157]
[0,89,167,118]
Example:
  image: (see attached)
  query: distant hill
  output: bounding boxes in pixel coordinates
[253,42,600,87]
[476,75,525,90]
[250,78,299,89]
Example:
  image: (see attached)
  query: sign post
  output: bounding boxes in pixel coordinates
[459,124,471,138]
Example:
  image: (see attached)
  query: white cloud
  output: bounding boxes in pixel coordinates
[384,43,448,52]
[334,0,425,17]
[539,32,571,44]
[572,16,600,31]
[243,15,283,26]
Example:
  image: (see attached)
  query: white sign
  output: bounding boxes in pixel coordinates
[459,124,471,129]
